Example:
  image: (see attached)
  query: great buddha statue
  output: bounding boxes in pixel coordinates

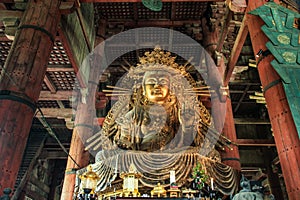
[77,48,238,197]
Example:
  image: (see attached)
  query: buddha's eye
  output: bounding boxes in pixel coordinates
[159,78,169,85]
[145,78,157,85]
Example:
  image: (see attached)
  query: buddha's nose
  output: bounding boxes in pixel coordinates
[154,83,161,88]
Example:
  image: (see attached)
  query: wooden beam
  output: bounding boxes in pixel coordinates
[44,142,70,146]
[217,7,233,52]
[170,2,176,21]
[35,108,73,119]
[241,167,261,172]
[223,15,248,86]
[241,163,266,168]
[56,100,65,108]
[230,90,256,94]
[0,35,10,41]
[229,82,260,86]
[236,139,275,147]
[234,118,271,125]
[60,1,76,11]
[233,84,250,113]
[29,176,50,194]
[43,74,57,94]
[107,20,202,27]
[43,147,70,151]
[133,3,138,22]
[75,8,92,52]
[0,3,6,10]
[0,10,23,20]
[39,90,74,100]
[0,1,14,3]
[24,190,47,200]
[12,136,47,200]
[231,101,256,105]
[44,144,70,151]
[40,151,68,159]
[31,123,67,129]
[46,64,74,72]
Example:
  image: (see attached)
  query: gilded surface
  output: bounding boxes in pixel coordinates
[88,47,212,152]
[80,48,238,196]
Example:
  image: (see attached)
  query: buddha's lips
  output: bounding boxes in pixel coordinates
[151,90,163,96]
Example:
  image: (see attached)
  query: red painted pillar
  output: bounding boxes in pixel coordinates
[60,50,100,200]
[202,16,241,171]
[262,148,284,200]
[60,127,91,200]
[220,96,241,170]
[247,0,300,199]
[60,83,97,200]
[0,0,61,194]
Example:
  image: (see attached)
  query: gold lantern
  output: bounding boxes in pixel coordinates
[120,164,141,197]
[79,165,100,195]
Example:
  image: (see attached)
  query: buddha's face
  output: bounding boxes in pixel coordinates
[143,71,170,104]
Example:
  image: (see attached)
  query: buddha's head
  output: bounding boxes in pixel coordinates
[142,70,170,105]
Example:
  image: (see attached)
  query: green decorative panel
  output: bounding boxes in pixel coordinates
[249,1,300,138]
[266,42,299,64]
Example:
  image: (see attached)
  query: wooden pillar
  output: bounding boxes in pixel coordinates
[247,0,300,199]
[60,4,97,199]
[60,52,101,200]
[202,16,241,171]
[262,149,284,200]
[0,0,61,194]
[60,74,97,200]
[220,97,241,170]
[60,124,91,200]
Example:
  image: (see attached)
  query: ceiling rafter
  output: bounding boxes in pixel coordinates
[46,65,74,72]
[39,91,74,101]
[217,7,233,52]
[233,84,250,113]
[234,118,270,125]
[43,74,57,94]
[224,15,248,86]
[35,108,73,119]
[236,139,275,147]
[105,20,203,27]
